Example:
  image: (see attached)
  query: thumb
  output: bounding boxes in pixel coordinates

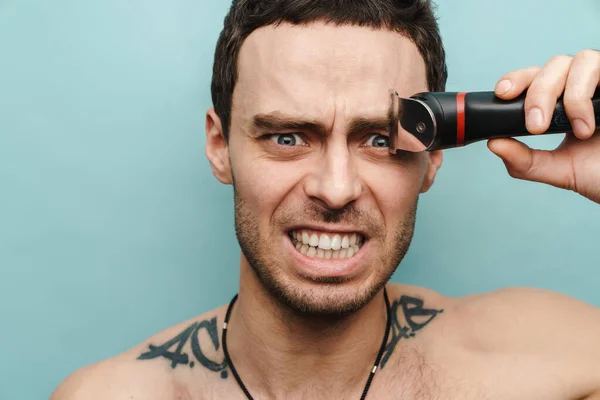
[487,138,575,191]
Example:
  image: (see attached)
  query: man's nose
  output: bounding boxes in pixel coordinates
[303,144,362,210]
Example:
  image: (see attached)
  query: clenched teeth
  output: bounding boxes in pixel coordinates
[290,229,364,260]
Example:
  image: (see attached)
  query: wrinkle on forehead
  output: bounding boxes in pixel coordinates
[232,22,427,133]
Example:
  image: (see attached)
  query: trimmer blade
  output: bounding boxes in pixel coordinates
[389,91,437,152]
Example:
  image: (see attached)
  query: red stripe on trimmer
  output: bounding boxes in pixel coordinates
[456,92,467,146]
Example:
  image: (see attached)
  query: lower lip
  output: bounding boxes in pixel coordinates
[283,235,368,279]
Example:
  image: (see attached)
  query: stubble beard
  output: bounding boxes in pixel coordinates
[233,185,417,318]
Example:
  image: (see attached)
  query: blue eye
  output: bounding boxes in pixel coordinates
[366,134,390,148]
[269,133,305,146]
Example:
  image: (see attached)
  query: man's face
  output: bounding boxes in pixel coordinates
[208,22,441,316]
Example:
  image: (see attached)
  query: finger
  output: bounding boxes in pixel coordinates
[494,66,541,99]
[524,55,573,135]
[487,138,575,191]
[563,49,600,139]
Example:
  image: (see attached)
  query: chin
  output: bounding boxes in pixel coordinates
[252,264,388,318]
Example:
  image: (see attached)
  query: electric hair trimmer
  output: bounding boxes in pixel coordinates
[389,88,600,152]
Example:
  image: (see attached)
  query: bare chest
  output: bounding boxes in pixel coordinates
[180,356,581,400]
[367,349,584,400]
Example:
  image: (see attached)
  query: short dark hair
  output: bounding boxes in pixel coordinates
[211,0,448,140]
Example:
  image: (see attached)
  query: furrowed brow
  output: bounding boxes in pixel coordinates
[347,117,392,135]
[251,113,328,136]
[250,113,391,136]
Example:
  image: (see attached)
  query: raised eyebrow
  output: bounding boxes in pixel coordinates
[251,113,328,135]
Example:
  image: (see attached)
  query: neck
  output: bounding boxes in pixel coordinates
[226,256,388,399]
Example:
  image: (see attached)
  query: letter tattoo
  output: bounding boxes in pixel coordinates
[380,296,444,368]
[138,317,229,379]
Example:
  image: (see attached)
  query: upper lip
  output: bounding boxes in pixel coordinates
[287,224,369,240]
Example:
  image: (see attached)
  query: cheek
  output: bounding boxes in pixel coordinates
[359,158,424,223]
[230,147,306,224]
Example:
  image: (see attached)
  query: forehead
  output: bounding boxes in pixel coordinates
[233,22,428,124]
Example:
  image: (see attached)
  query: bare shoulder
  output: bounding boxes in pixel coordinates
[384,285,600,397]
[448,286,600,394]
[51,305,230,400]
[450,286,600,346]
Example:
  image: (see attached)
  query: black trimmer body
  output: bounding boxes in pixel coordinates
[390,88,600,152]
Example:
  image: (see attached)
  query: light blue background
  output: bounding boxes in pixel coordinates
[1,1,599,398]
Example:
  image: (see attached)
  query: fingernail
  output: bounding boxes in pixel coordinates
[527,107,544,131]
[495,80,512,95]
[572,119,590,137]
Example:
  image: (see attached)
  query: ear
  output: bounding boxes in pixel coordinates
[205,107,233,185]
[420,150,443,193]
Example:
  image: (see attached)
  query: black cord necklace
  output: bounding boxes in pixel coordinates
[221,287,392,400]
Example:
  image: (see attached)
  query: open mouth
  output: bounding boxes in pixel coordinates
[287,229,365,260]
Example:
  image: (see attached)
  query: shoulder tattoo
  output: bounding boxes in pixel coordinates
[137,316,229,379]
[381,296,444,368]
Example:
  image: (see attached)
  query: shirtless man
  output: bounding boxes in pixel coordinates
[51,0,600,399]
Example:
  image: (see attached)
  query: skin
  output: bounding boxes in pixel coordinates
[51,23,600,400]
